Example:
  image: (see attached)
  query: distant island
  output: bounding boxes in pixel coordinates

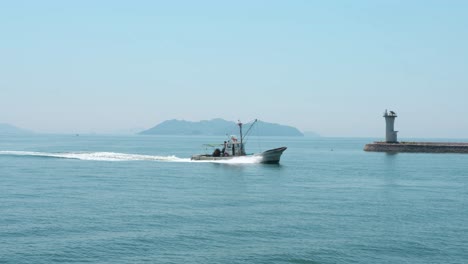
[0,123,32,135]
[139,118,305,137]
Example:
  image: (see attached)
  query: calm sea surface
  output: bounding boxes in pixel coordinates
[1,134,467,264]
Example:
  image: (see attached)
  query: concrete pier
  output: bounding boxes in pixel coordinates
[364,142,468,153]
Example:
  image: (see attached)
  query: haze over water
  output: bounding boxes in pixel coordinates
[1,134,467,263]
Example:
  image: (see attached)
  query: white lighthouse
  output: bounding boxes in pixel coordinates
[383,110,398,143]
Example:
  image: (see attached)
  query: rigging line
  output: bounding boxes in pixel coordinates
[242,119,258,142]
[242,119,261,152]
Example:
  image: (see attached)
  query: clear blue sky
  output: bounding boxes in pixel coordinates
[1,1,467,137]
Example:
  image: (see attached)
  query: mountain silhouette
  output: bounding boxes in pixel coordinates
[139,119,304,136]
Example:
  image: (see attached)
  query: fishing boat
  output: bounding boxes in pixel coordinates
[191,120,287,164]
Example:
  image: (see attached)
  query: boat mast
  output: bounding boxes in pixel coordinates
[238,120,243,156]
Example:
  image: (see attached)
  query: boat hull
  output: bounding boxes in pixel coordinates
[254,147,287,164]
[191,147,287,164]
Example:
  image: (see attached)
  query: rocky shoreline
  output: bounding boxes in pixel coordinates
[364,142,468,153]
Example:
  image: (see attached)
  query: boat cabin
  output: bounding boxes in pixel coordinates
[224,141,245,156]
[213,135,244,157]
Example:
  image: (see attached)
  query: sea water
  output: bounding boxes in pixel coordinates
[0,134,467,264]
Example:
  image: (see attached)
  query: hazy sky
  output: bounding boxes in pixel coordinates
[1,1,467,137]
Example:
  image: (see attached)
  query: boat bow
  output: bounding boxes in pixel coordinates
[255,146,287,164]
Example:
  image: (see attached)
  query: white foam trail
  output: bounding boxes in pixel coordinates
[196,155,263,164]
[0,150,262,164]
[0,151,190,162]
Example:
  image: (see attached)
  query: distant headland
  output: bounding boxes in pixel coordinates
[139,118,306,137]
[0,123,32,135]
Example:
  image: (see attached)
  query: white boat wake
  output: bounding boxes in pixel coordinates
[0,150,262,164]
[197,155,263,164]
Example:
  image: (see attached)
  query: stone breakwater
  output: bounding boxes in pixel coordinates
[364,142,468,153]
